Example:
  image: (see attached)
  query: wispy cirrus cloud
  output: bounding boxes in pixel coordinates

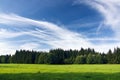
[75,0,120,37]
[72,0,120,52]
[0,13,92,55]
[1,7,120,55]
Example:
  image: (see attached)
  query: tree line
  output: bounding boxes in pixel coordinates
[0,48,120,64]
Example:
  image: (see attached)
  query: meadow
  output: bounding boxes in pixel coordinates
[0,64,120,80]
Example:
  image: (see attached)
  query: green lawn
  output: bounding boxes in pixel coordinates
[0,64,120,80]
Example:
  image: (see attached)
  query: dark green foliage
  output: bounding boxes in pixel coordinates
[74,55,86,64]
[113,48,120,64]
[64,58,74,64]
[1,48,120,64]
[86,53,96,64]
[95,54,103,64]
[49,49,65,64]
[107,49,114,64]
[37,52,50,64]
[0,55,11,63]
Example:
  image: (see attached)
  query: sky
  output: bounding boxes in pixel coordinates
[0,0,120,55]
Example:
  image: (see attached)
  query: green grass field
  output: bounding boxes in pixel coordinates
[0,64,120,80]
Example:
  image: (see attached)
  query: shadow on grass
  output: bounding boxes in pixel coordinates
[0,72,120,80]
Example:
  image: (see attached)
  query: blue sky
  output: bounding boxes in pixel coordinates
[0,0,120,54]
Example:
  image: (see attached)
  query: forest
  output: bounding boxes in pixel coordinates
[0,48,120,64]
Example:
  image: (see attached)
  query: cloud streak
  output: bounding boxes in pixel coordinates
[73,0,120,52]
[75,0,120,37]
[1,5,120,55]
[0,13,92,55]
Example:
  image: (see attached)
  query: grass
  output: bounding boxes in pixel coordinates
[0,64,120,80]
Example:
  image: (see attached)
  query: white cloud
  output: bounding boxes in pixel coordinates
[75,0,120,37]
[0,11,120,55]
[0,28,28,39]
[73,0,120,52]
[20,43,40,50]
[0,42,16,55]
[0,13,92,54]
